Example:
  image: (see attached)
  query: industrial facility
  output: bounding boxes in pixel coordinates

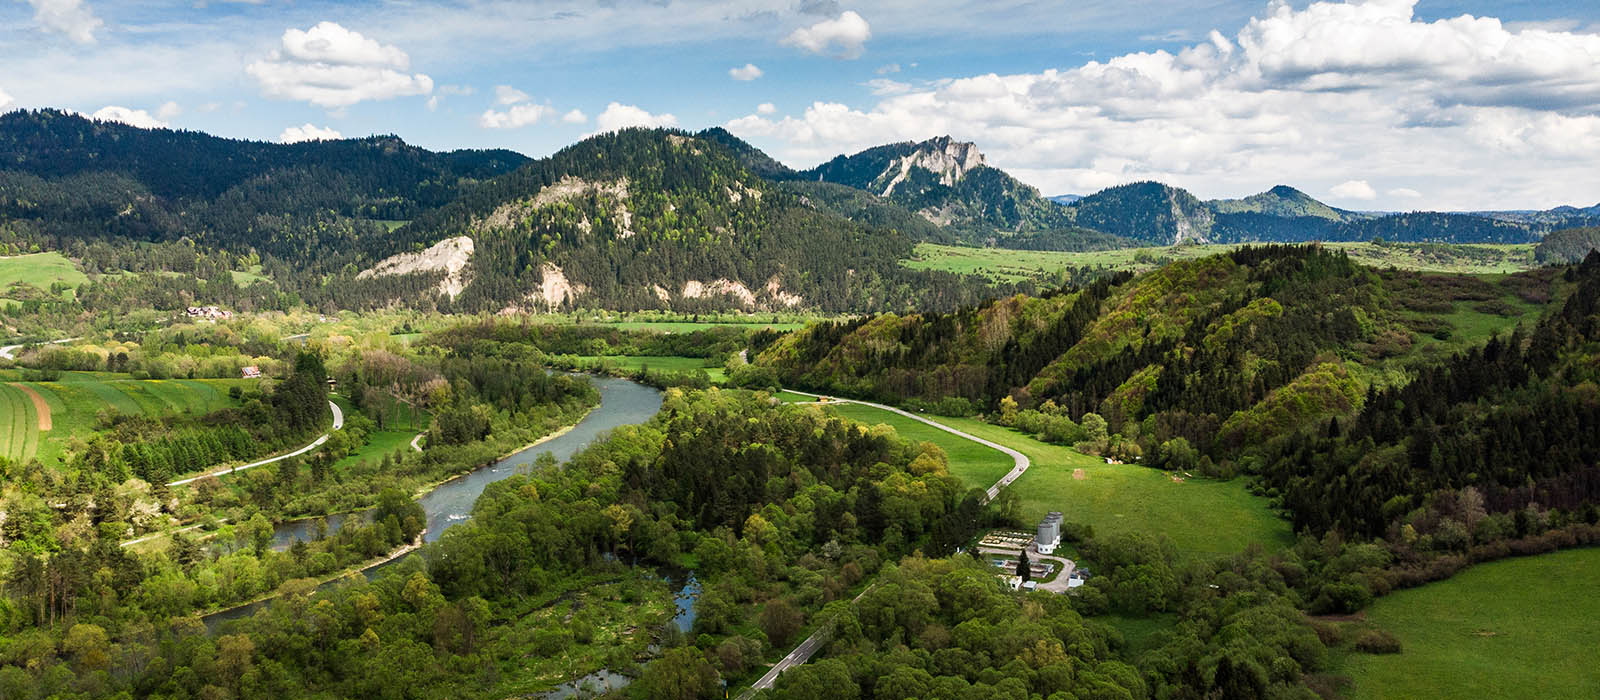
[1036,511,1063,554]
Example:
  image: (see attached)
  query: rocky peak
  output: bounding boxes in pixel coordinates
[879,136,988,197]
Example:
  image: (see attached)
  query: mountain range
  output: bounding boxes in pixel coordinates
[0,109,1595,314]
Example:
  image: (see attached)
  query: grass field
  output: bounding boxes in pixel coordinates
[801,395,1291,559]
[582,321,806,332]
[0,252,90,307]
[826,403,1016,490]
[0,377,253,466]
[904,242,1539,283]
[1342,547,1600,700]
[332,395,430,471]
[575,355,728,382]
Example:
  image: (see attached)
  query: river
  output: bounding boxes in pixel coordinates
[207,376,663,628]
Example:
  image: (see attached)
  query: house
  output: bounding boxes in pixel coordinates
[186,306,233,321]
[241,366,262,379]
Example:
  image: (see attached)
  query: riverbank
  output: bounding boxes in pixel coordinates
[200,535,425,626]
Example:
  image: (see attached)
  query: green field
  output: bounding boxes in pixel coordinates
[231,265,273,286]
[1342,547,1600,700]
[0,383,41,463]
[0,377,253,466]
[905,242,1539,283]
[804,396,1291,559]
[582,321,805,332]
[0,252,90,306]
[332,395,430,471]
[825,403,1015,491]
[575,355,728,382]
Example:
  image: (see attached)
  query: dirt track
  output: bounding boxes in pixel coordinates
[11,383,50,430]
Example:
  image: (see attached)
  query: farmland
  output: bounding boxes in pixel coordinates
[0,375,253,466]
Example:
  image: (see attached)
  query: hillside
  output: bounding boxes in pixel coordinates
[364,128,1007,313]
[800,136,1077,241]
[759,244,1563,449]
[0,109,527,270]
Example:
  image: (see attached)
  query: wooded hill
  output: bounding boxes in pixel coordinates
[0,109,527,272]
[758,245,1600,542]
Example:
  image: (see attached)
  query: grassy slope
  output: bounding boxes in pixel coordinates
[7,377,252,466]
[800,394,1291,559]
[0,383,39,462]
[1342,547,1600,700]
[905,242,1538,283]
[937,416,1291,559]
[0,252,90,299]
[825,403,1014,491]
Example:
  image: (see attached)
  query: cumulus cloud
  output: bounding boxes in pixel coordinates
[757,102,777,115]
[0,87,13,112]
[562,109,588,124]
[247,22,433,108]
[494,85,532,105]
[782,10,871,59]
[864,78,912,95]
[729,0,1600,210]
[279,124,343,143]
[729,63,764,81]
[156,101,181,121]
[25,0,103,44]
[1330,180,1377,200]
[90,106,168,129]
[595,103,678,133]
[1389,188,1423,199]
[480,103,550,129]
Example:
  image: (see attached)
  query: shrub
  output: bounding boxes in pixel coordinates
[1353,629,1402,654]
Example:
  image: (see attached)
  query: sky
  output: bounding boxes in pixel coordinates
[1,0,1597,211]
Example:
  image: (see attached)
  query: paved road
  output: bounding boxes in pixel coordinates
[738,390,1034,697]
[410,432,425,452]
[167,400,344,486]
[0,337,83,360]
[784,390,1031,501]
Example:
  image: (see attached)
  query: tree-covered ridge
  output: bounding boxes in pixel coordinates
[798,136,1076,241]
[382,128,1012,313]
[1534,226,1600,264]
[0,109,526,277]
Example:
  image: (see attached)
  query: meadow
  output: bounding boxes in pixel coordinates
[0,252,90,307]
[1341,547,1600,700]
[574,355,727,382]
[803,395,1292,559]
[904,242,1539,283]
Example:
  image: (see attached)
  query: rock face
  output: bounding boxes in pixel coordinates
[476,176,636,239]
[537,263,586,309]
[357,236,475,298]
[877,138,988,197]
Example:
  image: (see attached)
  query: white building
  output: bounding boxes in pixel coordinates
[1036,511,1063,554]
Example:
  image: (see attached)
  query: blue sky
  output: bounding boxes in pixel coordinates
[1,0,1597,210]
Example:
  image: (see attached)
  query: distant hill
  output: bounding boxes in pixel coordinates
[373,128,1007,313]
[0,109,527,268]
[800,136,1078,242]
[1210,185,1357,221]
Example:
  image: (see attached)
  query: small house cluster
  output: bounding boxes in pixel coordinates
[186,306,233,321]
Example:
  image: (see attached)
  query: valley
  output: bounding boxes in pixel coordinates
[0,111,1597,700]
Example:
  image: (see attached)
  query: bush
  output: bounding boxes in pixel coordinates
[1353,629,1402,654]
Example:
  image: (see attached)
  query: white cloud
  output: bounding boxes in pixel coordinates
[156,101,181,121]
[728,0,1600,210]
[1389,188,1423,199]
[494,85,532,105]
[90,106,168,129]
[247,22,433,108]
[595,102,678,133]
[562,108,588,124]
[438,85,476,96]
[864,78,912,95]
[1330,180,1377,200]
[480,103,550,129]
[279,124,343,143]
[876,63,901,75]
[729,63,764,81]
[426,96,440,111]
[25,0,103,44]
[782,10,871,59]
[0,87,13,112]
[757,102,777,115]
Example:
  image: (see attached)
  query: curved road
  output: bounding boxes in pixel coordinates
[0,337,83,360]
[741,389,1032,697]
[167,400,344,486]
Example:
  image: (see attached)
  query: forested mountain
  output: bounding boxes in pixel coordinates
[798,136,1077,242]
[0,109,527,272]
[360,128,1010,313]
